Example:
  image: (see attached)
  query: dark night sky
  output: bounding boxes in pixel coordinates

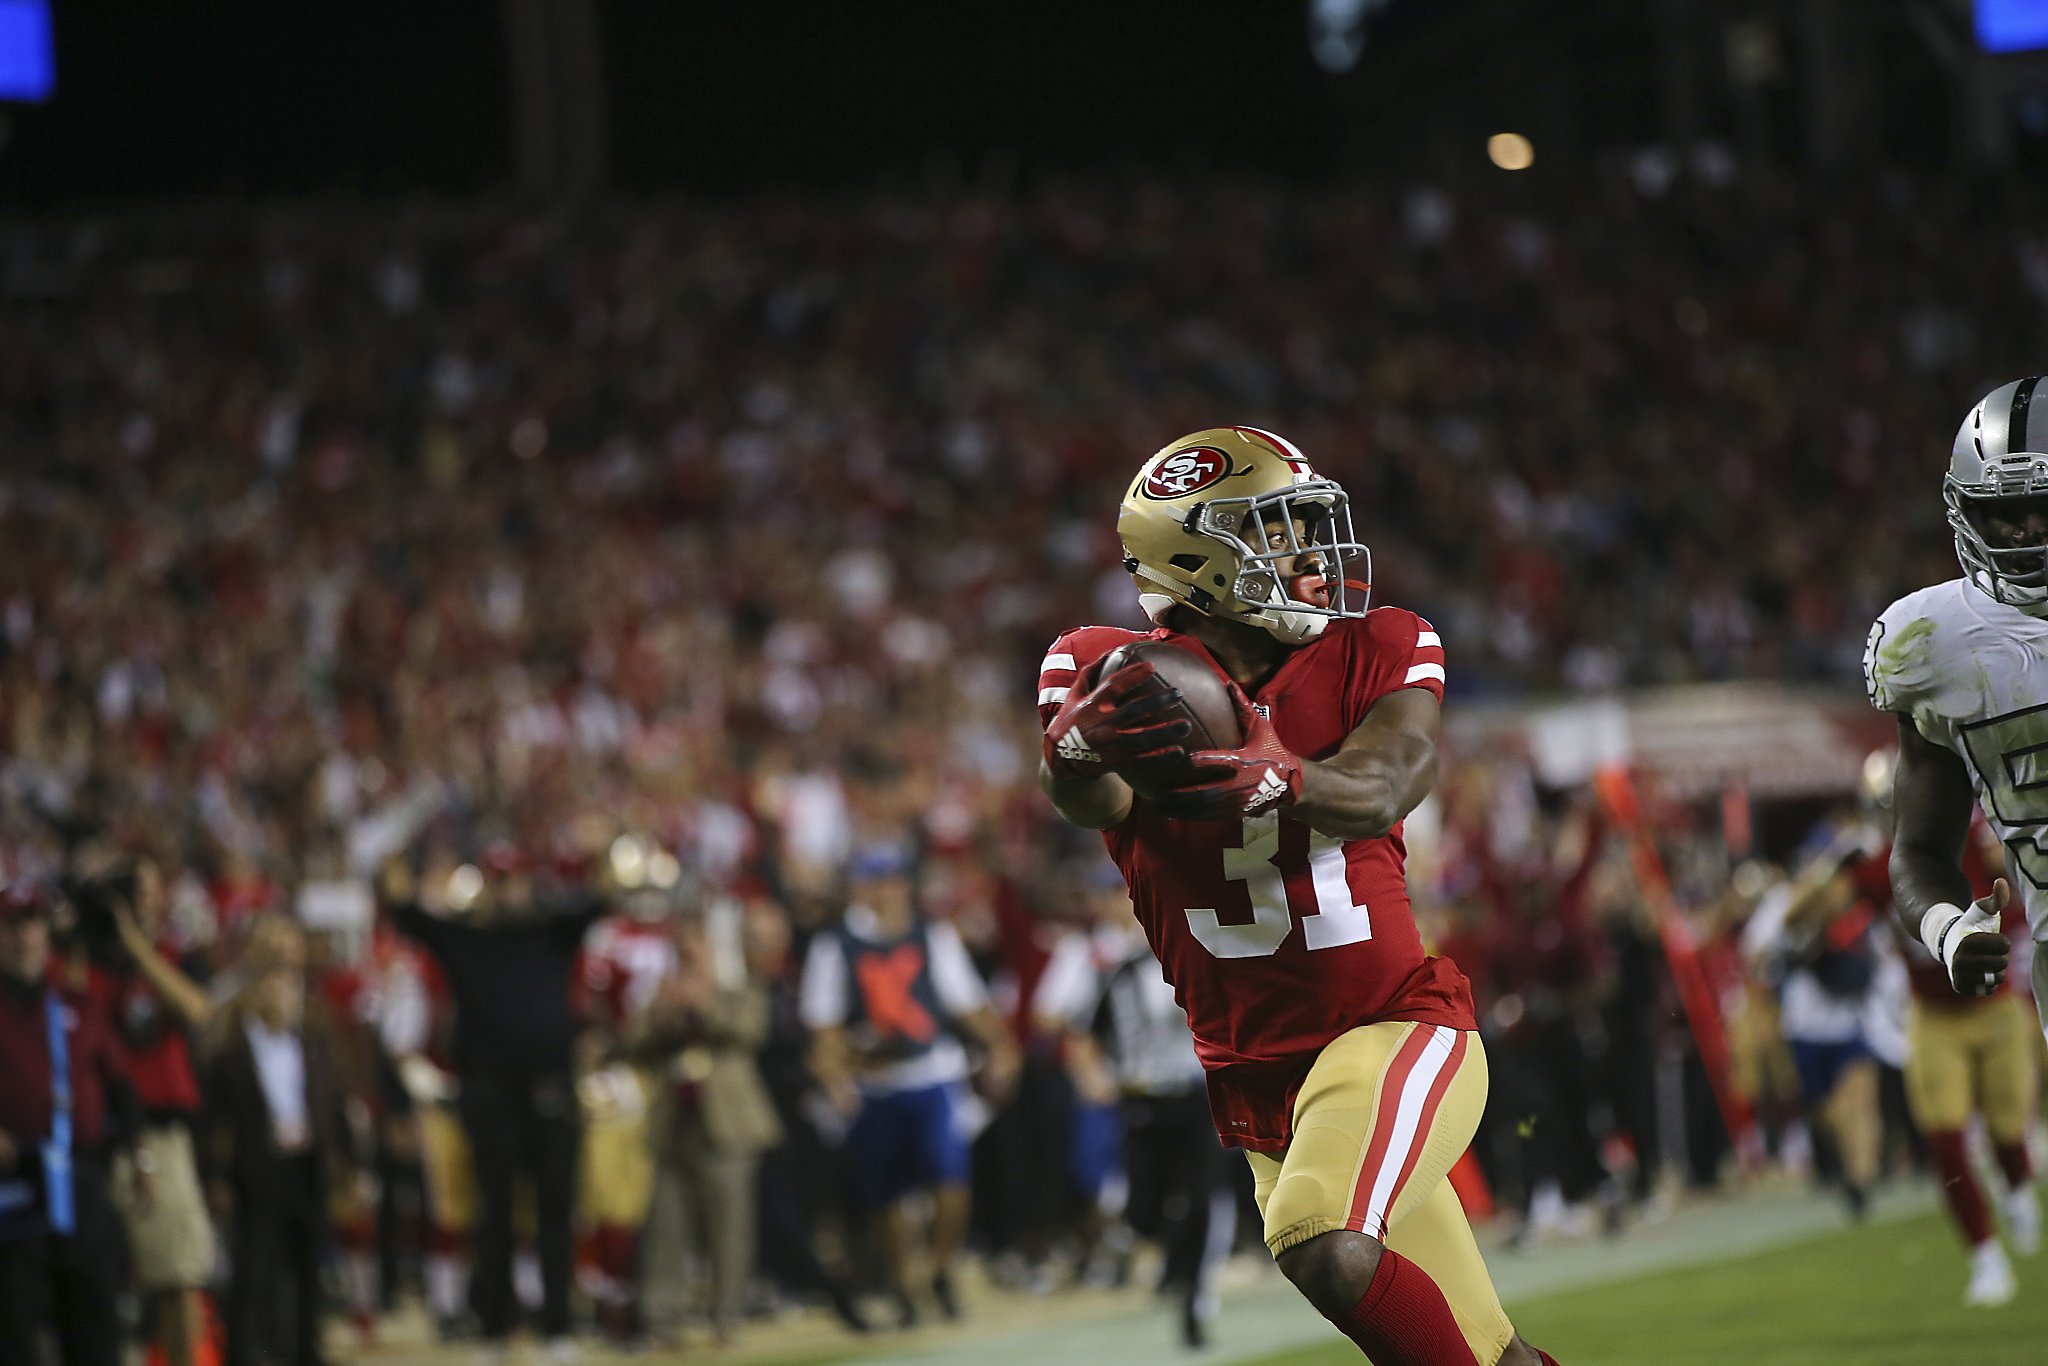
[2,1,1970,205]
[0,0,1582,203]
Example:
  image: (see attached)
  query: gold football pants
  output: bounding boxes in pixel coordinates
[1244,1021,1513,1365]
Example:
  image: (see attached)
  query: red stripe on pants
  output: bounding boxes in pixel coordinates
[1345,1025,1436,1236]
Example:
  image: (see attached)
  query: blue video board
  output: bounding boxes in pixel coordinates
[0,0,52,102]
[1981,0,2048,54]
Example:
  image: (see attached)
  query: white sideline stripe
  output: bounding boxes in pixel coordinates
[1040,652,1076,674]
[1403,662,1445,685]
[1414,630,1441,649]
[1360,1025,1459,1240]
[1038,687,1070,705]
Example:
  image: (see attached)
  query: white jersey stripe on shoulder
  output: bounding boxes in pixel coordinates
[1403,662,1446,685]
[1038,687,1070,706]
[1040,652,1076,674]
[1414,630,1441,649]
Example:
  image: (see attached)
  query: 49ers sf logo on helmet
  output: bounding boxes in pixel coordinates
[1143,446,1232,499]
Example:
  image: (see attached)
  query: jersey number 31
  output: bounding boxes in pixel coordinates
[1185,813,1373,958]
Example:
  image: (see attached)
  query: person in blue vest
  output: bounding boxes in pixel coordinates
[0,879,145,1366]
[800,841,1018,1329]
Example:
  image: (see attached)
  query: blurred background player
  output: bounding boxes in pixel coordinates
[1040,428,1559,1366]
[800,839,1020,1329]
[1739,819,1890,1222]
[1038,857,1237,1349]
[574,881,673,1345]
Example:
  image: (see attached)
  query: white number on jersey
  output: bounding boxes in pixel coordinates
[1185,813,1373,959]
[1958,701,2048,889]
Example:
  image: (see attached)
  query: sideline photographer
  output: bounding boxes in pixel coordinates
[0,880,145,1366]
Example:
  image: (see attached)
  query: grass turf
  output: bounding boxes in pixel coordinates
[1236,1210,2048,1366]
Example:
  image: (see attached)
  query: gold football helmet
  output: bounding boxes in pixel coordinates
[1117,426,1370,645]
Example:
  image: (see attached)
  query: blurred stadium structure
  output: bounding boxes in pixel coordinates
[5,2,2048,1363]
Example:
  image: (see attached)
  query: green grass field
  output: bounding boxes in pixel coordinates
[1239,1211,2048,1366]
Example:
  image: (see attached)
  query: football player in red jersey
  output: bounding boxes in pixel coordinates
[1038,428,1556,1366]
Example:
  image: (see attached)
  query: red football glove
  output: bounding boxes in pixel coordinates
[1043,659,1199,782]
[1148,682,1304,821]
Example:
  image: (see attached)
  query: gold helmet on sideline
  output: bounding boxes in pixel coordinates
[1117,426,1371,645]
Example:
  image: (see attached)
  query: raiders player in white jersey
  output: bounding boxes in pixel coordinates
[1869,377,2048,1037]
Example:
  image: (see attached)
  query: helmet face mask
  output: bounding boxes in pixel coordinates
[1948,377,2048,615]
[1193,483,1371,620]
[1949,486,2048,606]
[1119,427,1372,644]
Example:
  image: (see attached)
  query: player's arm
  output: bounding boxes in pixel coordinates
[1889,713,2012,996]
[1162,682,1439,839]
[1038,645,1191,830]
[1291,688,1440,842]
[1038,760,1134,830]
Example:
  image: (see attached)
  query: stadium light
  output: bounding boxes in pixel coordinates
[1487,132,1535,170]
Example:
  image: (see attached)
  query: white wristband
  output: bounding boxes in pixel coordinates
[1919,903,1967,968]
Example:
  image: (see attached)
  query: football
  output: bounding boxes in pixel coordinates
[1097,640,1244,761]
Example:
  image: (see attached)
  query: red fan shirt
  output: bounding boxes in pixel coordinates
[578,914,679,1034]
[1038,609,1475,1153]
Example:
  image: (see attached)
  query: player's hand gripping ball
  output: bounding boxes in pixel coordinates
[1043,642,1238,789]
[1146,673,1305,822]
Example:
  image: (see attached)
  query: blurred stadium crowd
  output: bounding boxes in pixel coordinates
[2,167,2047,1361]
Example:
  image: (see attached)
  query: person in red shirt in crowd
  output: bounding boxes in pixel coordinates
[1038,428,1558,1366]
[0,881,145,1366]
[1469,803,1616,1239]
[106,857,220,1366]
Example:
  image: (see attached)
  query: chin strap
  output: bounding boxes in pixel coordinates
[1249,608,1327,644]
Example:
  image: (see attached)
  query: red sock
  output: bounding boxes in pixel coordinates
[1994,1140,2033,1188]
[1537,1353,1561,1365]
[1330,1247,1479,1365]
[599,1225,638,1289]
[1925,1130,1993,1246]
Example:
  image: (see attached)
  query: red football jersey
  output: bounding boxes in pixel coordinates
[1038,609,1476,1153]
[578,914,679,1033]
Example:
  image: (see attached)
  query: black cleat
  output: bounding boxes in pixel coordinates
[932,1271,962,1321]
[828,1283,872,1334]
